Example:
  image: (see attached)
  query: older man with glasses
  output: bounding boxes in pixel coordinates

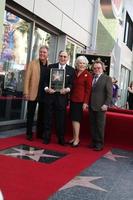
[43,50,75,145]
[88,60,112,151]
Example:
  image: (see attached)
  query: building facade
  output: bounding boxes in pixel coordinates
[0,0,133,128]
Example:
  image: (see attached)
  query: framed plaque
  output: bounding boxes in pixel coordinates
[49,68,65,91]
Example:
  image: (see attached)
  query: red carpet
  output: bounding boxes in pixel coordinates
[0,109,133,200]
[0,134,112,200]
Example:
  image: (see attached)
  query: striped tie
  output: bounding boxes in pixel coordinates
[93,75,98,87]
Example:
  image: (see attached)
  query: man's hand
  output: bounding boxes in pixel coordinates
[45,87,55,94]
[60,88,70,95]
[101,104,108,111]
[23,94,29,100]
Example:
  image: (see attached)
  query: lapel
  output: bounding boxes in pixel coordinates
[65,64,70,73]
[92,74,103,89]
[96,73,104,83]
[54,63,59,68]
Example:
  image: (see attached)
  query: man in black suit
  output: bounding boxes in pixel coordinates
[43,51,74,145]
[89,60,112,151]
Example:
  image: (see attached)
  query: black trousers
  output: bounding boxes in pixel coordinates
[36,102,45,138]
[26,100,45,138]
[43,94,67,142]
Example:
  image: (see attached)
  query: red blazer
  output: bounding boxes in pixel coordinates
[70,69,92,103]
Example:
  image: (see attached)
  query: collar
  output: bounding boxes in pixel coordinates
[39,59,48,67]
[94,73,102,78]
[59,63,66,70]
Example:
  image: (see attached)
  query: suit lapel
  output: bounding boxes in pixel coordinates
[97,73,104,83]
[92,74,104,89]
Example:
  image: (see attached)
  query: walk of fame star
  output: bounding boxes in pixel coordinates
[6,148,59,161]
[103,150,128,161]
[0,144,67,164]
[59,176,107,192]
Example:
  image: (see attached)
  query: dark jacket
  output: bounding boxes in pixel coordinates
[90,73,113,111]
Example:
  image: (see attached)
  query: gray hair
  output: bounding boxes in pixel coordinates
[58,50,69,56]
[39,45,49,51]
[75,56,88,67]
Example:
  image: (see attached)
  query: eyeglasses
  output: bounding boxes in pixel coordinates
[93,67,102,70]
[59,55,67,58]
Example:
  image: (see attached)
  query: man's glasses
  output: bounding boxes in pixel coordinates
[93,67,102,70]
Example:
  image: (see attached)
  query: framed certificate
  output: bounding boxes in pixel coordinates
[49,68,65,91]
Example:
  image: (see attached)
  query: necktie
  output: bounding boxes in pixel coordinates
[93,75,98,87]
[60,65,63,70]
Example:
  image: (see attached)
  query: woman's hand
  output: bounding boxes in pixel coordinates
[83,103,88,110]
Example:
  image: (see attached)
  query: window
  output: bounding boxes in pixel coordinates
[31,25,57,63]
[1,11,30,94]
[32,27,51,60]
[0,11,30,121]
[124,12,133,51]
[118,65,130,108]
[65,39,85,67]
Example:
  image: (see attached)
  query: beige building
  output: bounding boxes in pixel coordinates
[0,0,133,128]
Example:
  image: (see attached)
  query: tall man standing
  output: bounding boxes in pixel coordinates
[89,60,112,151]
[43,51,74,145]
[24,45,49,140]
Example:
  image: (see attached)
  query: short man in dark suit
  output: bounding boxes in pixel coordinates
[89,60,112,151]
[43,51,75,145]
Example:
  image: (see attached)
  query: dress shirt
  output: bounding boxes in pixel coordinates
[59,64,66,70]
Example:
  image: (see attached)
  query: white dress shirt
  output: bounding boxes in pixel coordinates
[59,64,66,70]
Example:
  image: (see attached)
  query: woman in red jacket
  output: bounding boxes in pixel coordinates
[69,56,92,147]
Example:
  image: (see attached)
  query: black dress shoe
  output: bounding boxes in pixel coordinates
[94,145,103,151]
[43,139,50,144]
[26,135,33,141]
[36,134,43,139]
[58,140,67,146]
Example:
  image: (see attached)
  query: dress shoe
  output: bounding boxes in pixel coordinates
[26,135,33,141]
[58,140,67,146]
[36,134,43,139]
[43,139,50,144]
[93,145,103,151]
